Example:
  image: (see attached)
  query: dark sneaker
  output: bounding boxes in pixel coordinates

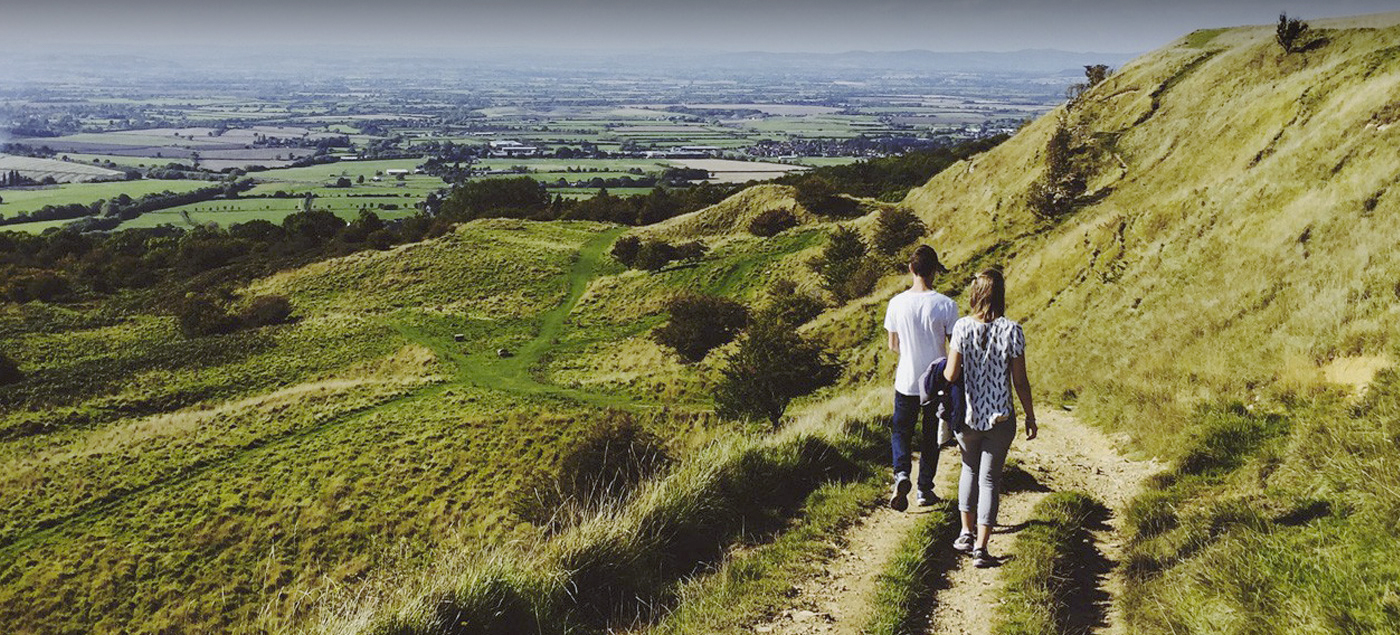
[890,474,911,511]
[953,532,975,553]
[916,489,938,506]
[972,548,1000,568]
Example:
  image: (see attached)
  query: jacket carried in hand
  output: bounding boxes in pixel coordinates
[918,357,965,436]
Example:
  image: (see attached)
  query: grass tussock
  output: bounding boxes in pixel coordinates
[325,416,886,634]
[1120,370,1400,633]
[864,502,959,635]
[992,491,1109,635]
[647,477,884,635]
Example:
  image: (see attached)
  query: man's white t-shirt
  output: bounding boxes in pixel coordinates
[884,289,959,396]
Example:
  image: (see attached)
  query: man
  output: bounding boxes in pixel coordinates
[883,244,958,510]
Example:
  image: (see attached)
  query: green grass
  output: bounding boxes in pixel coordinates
[891,18,1400,635]
[0,179,212,218]
[324,416,885,635]
[0,219,697,634]
[864,502,960,635]
[646,476,885,635]
[992,491,1107,635]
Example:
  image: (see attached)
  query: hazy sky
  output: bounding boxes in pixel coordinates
[4,0,1397,54]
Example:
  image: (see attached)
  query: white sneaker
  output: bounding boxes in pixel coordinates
[890,474,911,511]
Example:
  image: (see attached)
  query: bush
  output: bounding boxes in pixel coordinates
[715,321,840,426]
[674,240,708,263]
[1027,121,1087,219]
[0,270,72,304]
[611,235,641,266]
[872,207,926,255]
[238,295,294,328]
[516,412,672,530]
[748,208,798,237]
[0,353,21,386]
[175,294,240,338]
[793,177,861,218]
[1276,12,1309,53]
[815,225,880,303]
[653,293,749,363]
[756,279,826,328]
[635,240,679,271]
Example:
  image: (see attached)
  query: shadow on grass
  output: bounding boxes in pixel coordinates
[1062,502,1113,635]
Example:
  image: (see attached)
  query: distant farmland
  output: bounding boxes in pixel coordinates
[0,154,125,184]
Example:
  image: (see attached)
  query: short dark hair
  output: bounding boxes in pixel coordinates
[968,268,1006,320]
[909,245,946,280]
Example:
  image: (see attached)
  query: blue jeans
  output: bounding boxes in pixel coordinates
[891,391,939,491]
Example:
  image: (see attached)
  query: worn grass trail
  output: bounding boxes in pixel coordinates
[0,226,634,559]
[393,226,648,411]
[750,410,1160,635]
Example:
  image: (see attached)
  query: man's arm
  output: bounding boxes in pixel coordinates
[888,331,900,354]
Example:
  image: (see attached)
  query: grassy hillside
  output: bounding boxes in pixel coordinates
[900,12,1400,633]
[904,15,1400,440]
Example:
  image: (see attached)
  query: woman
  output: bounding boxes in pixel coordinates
[943,268,1037,567]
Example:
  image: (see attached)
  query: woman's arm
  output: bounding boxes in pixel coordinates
[944,349,962,383]
[1010,355,1036,439]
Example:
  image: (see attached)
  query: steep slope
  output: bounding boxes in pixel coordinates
[898,12,1400,634]
[904,13,1400,446]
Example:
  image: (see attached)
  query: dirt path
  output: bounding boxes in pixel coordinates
[927,408,1161,635]
[753,408,1159,635]
[753,461,938,635]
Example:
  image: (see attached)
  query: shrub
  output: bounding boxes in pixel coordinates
[674,240,709,263]
[872,207,926,255]
[756,279,826,328]
[0,353,21,386]
[1276,12,1309,54]
[793,177,860,218]
[815,225,867,302]
[516,412,672,530]
[1027,120,1087,219]
[238,295,294,328]
[175,294,240,338]
[715,321,840,426]
[365,228,396,251]
[1,270,72,304]
[653,293,749,363]
[611,235,641,266]
[634,241,678,271]
[748,208,798,237]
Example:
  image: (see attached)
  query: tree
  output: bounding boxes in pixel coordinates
[872,207,926,255]
[1085,64,1111,88]
[334,177,353,188]
[356,174,365,184]
[653,293,749,363]
[1027,119,1086,219]
[1276,13,1310,53]
[714,321,839,427]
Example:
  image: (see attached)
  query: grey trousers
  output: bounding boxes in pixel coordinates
[955,418,1016,527]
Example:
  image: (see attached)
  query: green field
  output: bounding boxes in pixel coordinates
[0,179,212,219]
